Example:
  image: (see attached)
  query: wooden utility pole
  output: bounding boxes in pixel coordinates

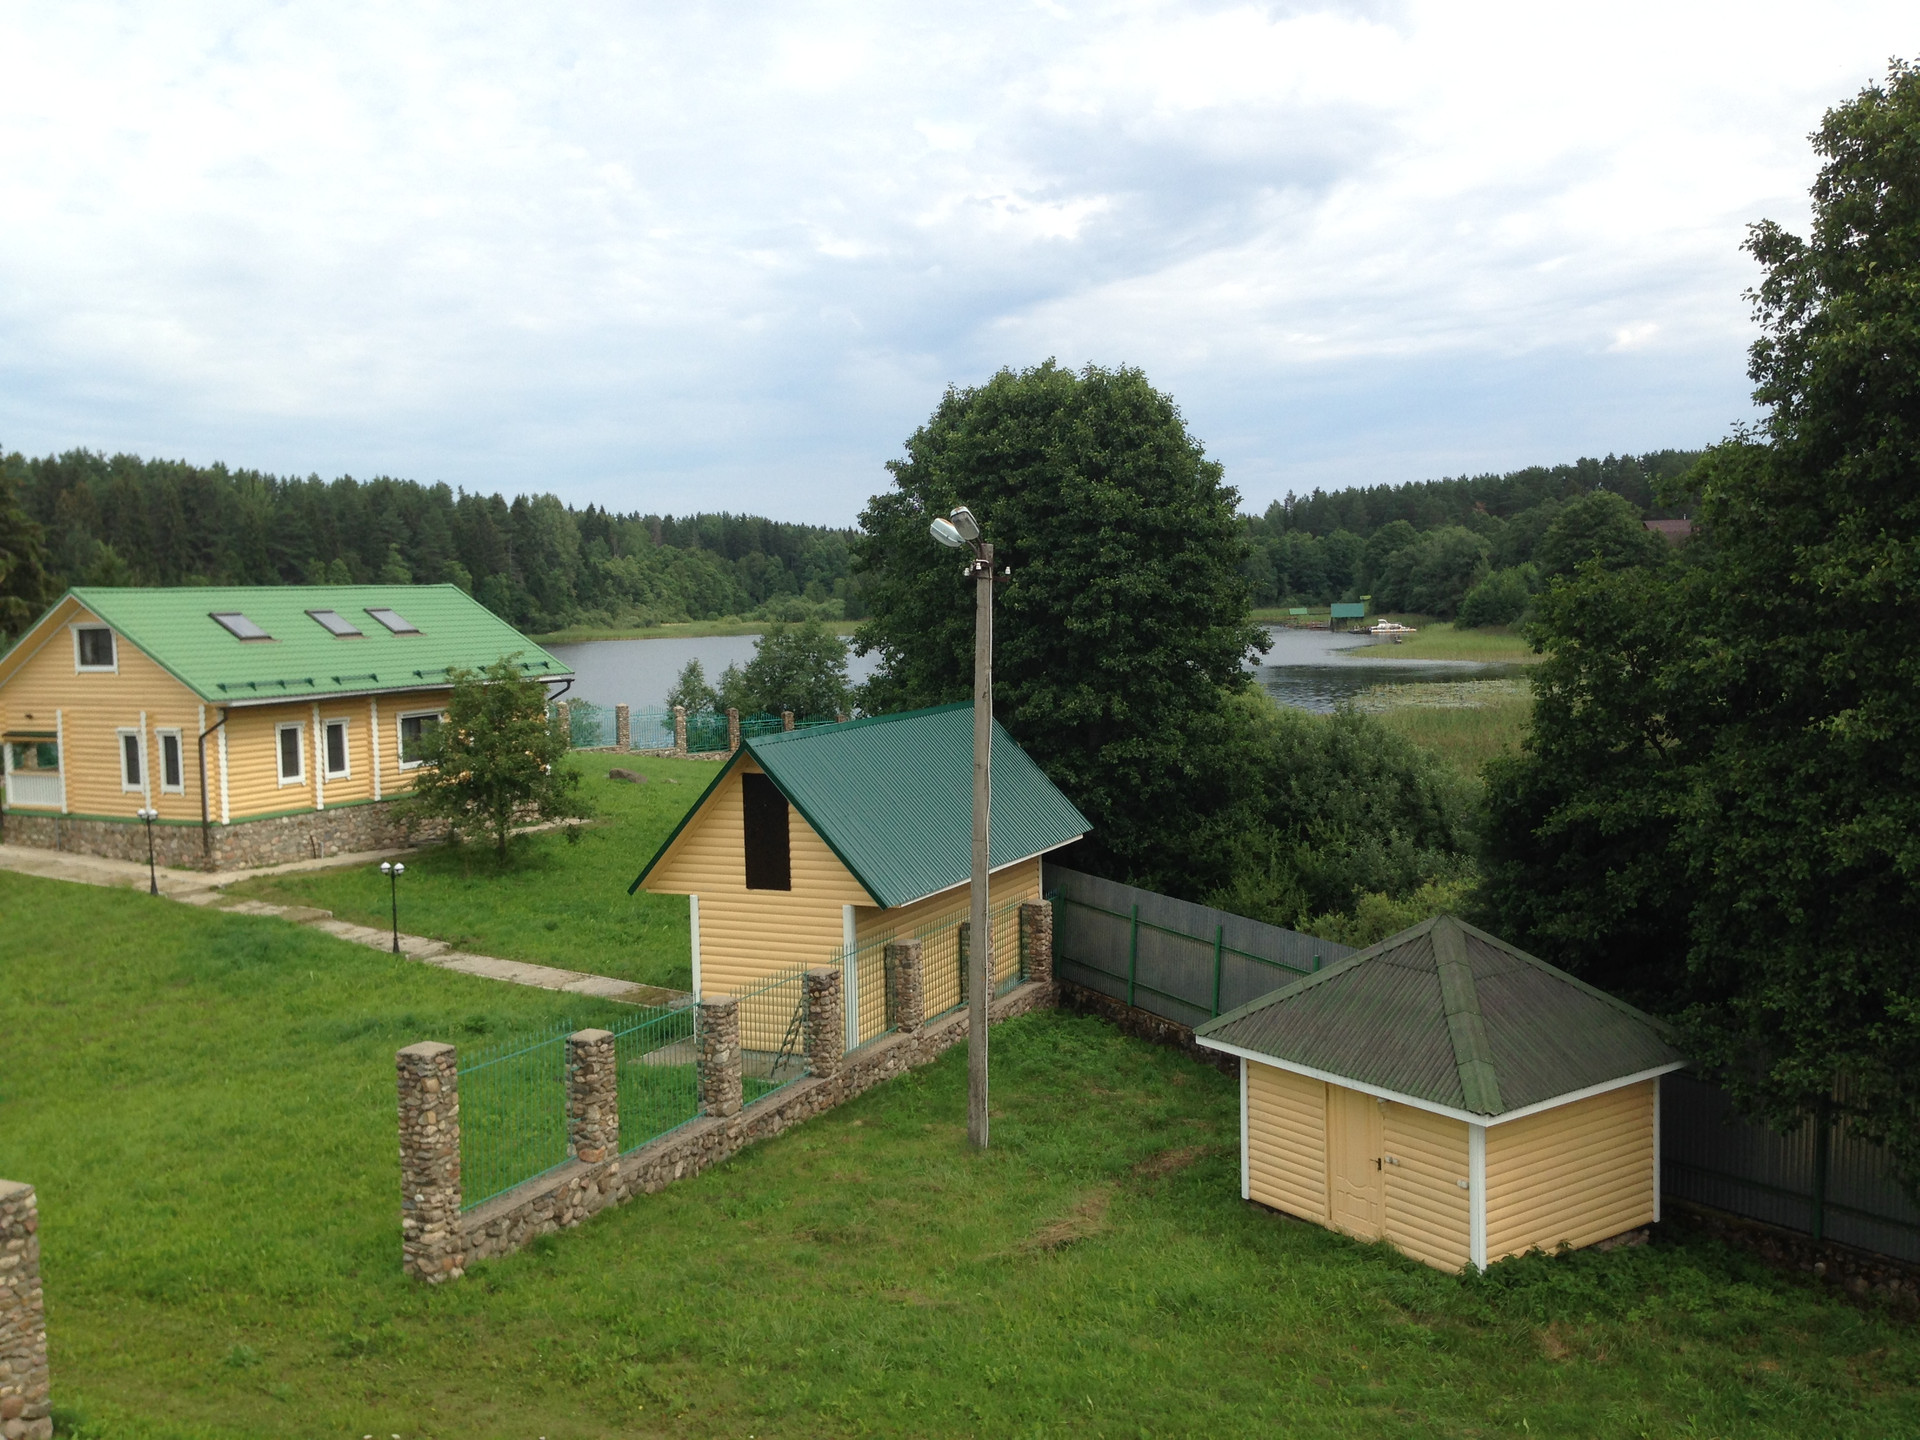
[967,540,994,1150]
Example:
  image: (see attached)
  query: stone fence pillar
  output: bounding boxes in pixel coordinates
[781,710,795,732]
[1019,900,1054,986]
[567,1029,619,1164]
[0,1180,50,1440]
[697,997,742,1118]
[726,708,741,754]
[614,705,631,752]
[884,939,925,1035]
[397,1041,465,1283]
[957,921,971,1007]
[556,703,573,744]
[805,968,845,1078]
[672,705,688,756]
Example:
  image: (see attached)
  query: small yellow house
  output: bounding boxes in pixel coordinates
[1196,915,1686,1272]
[0,585,570,869]
[630,703,1090,1041]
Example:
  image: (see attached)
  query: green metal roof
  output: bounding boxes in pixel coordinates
[1195,915,1685,1117]
[630,703,1090,909]
[35,586,568,704]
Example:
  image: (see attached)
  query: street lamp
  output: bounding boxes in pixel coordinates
[380,861,406,954]
[930,503,999,1150]
[135,806,159,895]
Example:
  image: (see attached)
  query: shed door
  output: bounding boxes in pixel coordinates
[1327,1086,1384,1240]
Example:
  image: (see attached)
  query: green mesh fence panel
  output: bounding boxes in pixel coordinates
[733,967,811,1103]
[459,1020,575,1210]
[613,1002,701,1153]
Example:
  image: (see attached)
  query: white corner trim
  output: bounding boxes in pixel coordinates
[311,702,324,810]
[139,710,150,805]
[55,709,68,813]
[1240,1058,1250,1201]
[370,697,382,800]
[843,902,859,1051]
[689,894,702,998]
[1195,1035,1685,1129]
[1469,1124,1488,1271]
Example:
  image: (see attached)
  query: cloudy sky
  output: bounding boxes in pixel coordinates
[0,3,1909,524]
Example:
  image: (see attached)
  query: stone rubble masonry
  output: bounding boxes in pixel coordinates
[557,703,573,743]
[1019,900,1054,986]
[804,968,844,1079]
[696,996,743,1119]
[396,1042,466,1284]
[1056,979,1235,1077]
[615,705,631,752]
[567,1030,619,1164]
[781,710,795,732]
[1,798,417,872]
[726,708,741,754]
[672,705,688,756]
[884,939,925,1035]
[0,1180,50,1440]
[445,977,1057,1275]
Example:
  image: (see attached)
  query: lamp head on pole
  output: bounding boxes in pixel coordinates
[947,506,980,542]
[929,517,965,549]
[381,861,404,877]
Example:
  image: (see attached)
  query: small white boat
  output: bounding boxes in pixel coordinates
[1367,621,1419,641]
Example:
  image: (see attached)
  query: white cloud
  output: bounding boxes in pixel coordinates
[0,0,1908,519]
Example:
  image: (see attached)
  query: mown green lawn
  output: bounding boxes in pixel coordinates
[4,872,1918,1438]
[224,754,718,989]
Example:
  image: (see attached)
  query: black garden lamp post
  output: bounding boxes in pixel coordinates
[136,806,159,895]
[380,860,406,954]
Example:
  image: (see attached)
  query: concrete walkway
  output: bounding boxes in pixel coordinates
[0,842,681,1008]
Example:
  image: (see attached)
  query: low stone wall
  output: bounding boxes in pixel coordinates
[0,1181,50,1440]
[1670,1200,1920,1309]
[0,798,417,871]
[1055,978,1236,1076]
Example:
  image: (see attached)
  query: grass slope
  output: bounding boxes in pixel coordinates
[224,755,714,988]
[1347,620,1541,664]
[5,874,1919,1438]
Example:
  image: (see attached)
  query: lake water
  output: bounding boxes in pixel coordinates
[545,626,1519,715]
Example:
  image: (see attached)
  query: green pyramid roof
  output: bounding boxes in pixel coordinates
[1195,915,1684,1117]
[631,704,1090,909]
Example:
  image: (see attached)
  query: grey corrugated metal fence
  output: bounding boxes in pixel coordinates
[1043,863,1354,1027]
[1662,1073,1920,1262]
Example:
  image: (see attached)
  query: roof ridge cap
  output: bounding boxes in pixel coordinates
[1434,916,1502,1114]
[1195,914,1441,1036]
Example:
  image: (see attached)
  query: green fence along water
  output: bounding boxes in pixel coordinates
[613,1002,701,1154]
[733,967,811,1104]
[459,1020,577,1211]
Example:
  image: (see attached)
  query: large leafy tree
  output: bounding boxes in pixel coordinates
[406,658,588,859]
[715,619,850,719]
[1479,60,1920,1186]
[853,361,1266,892]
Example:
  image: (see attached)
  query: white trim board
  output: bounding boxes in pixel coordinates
[1468,1124,1488,1271]
[1195,1036,1686,1128]
[1239,1058,1250,1201]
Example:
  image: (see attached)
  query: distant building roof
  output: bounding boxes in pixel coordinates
[1,585,568,704]
[630,703,1091,909]
[1195,915,1684,1119]
[1644,518,1695,543]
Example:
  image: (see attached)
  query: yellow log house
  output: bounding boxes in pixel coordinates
[630,704,1090,1038]
[0,585,570,869]
[1196,915,1687,1272]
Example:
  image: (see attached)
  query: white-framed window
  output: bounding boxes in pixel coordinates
[117,728,145,792]
[277,722,305,785]
[156,728,185,794]
[74,626,117,672]
[397,710,442,769]
[323,719,350,779]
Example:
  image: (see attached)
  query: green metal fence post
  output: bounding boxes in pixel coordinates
[1811,1110,1831,1241]
[1126,903,1139,1007]
[1212,924,1224,1017]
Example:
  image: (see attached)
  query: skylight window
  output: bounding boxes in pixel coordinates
[365,607,420,635]
[307,609,363,637]
[210,611,272,641]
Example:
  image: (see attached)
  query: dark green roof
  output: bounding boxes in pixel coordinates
[1195,915,1684,1117]
[630,703,1090,908]
[35,586,568,703]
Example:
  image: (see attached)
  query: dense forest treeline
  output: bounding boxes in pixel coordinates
[0,441,1699,647]
[0,448,862,640]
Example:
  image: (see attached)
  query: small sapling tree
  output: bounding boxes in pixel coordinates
[406,658,589,860]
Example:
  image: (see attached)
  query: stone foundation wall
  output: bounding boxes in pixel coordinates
[0,798,418,871]
[0,1181,50,1440]
[1670,1200,1920,1310]
[414,979,1057,1276]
